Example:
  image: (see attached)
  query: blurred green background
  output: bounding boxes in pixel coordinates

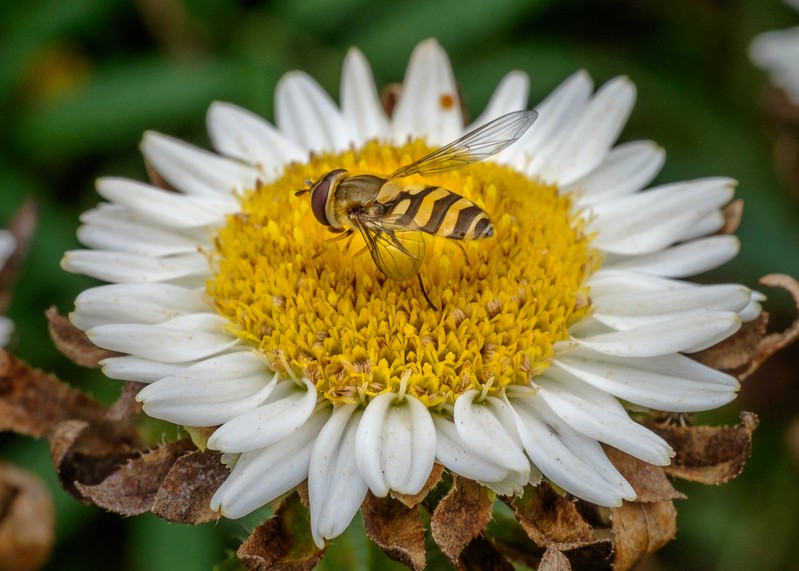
[1,0,799,569]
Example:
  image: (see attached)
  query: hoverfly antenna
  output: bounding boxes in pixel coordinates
[294,176,314,197]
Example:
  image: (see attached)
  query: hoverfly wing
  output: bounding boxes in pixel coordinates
[352,213,425,281]
[389,109,538,179]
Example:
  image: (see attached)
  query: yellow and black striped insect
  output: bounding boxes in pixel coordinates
[299,109,538,309]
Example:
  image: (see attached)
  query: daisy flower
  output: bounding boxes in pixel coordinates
[0,230,17,347]
[62,39,760,547]
[750,0,799,103]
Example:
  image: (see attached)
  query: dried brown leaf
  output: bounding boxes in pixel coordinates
[50,418,141,500]
[391,462,444,508]
[0,200,37,314]
[152,449,228,524]
[362,492,426,571]
[0,351,106,437]
[75,439,195,516]
[694,274,799,380]
[0,463,54,571]
[604,448,685,503]
[238,492,325,571]
[431,475,493,564]
[538,548,572,571]
[459,535,514,571]
[46,307,119,368]
[649,411,758,484]
[507,484,602,550]
[104,381,145,422]
[787,415,799,469]
[610,501,677,571]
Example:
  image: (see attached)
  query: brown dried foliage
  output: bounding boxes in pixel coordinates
[0,200,37,315]
[0,463,54,571]
[362,493,426,571]
[46,307,120,368]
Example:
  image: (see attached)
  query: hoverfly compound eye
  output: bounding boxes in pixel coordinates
[310,169,347,226]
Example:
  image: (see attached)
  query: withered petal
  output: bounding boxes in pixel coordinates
[74,439,195,516]
[610,500,677,571]
[649,411,758,484]
[237,492,325,571]
[46,307,120,368]
[152,449,228,524]
[430,475,494,564]
[361,492,425,571]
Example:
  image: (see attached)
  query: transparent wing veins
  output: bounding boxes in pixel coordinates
[351,213,425,281]
[389,109,538,178]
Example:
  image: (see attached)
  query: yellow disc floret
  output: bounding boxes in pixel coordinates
[208,140,596,408]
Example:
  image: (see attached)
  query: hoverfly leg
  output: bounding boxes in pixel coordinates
[324,228,354,244]
[417,274,439,311]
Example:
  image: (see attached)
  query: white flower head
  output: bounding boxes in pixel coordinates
[0,230,16,347]
[750,0,799,104]
[62,39,759,547]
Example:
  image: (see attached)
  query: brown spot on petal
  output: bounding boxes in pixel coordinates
[439,93,456,110]
[610,501,677,571]
[362,492,425,571]
[46,307,120,368]
[75,439,195,516]
[0,463,54,571]
[431,475,494,564]
[152,449,228,524]
[238,492,324,571]
[648,411,758,485]
[381,83,403,118]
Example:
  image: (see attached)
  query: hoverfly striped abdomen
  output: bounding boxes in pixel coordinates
[382,185,493,240]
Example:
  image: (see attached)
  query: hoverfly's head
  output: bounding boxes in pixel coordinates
[309,169,348,226]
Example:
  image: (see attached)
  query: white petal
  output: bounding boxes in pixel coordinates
[100,355,196,383]
[341,48,390,144]
[553,346,739,412]
[87,314,238,362]
[207,378,317,452]
[508,391,635,506]
[309,405,368,548]
[469,71,530,130]
[275,71,352,153]
[71,283,209,330]
[536,371,673,465]
[96,177,236,228]
[137,352,278,425]
[355,393,437,496]
[432,414,510,482]
[453,391,530,475]
[567,141,665,204]
[207,101,306,175]
[574,311,741,357]
[507,71,594,169]
[61,250,209,284]
[531,77,635,186]
[141,132,261,196]
[604,235,740,277]
[77,214,202,256]
[590,178,735,255]
[210,408,330,519]
[392,39,463,145]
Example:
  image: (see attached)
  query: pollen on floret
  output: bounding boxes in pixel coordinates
[207,139,597,408]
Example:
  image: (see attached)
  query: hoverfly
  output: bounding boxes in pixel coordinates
[298,109,538,309]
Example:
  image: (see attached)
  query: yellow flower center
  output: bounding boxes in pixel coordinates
[208,140,596,408]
